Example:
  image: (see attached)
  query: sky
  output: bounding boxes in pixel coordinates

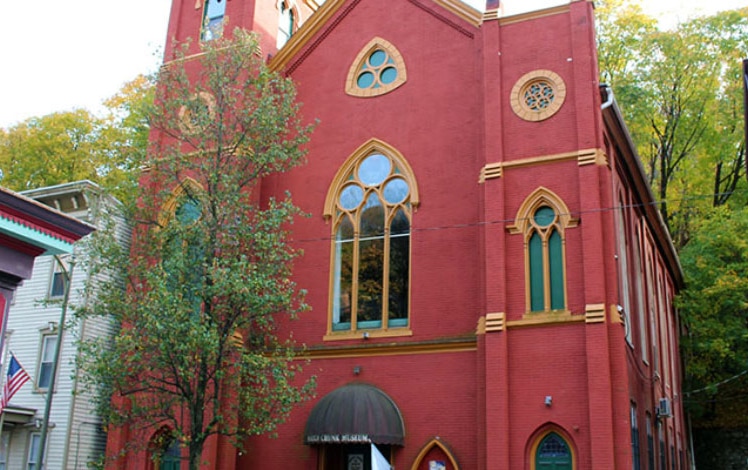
[0,0,745,129]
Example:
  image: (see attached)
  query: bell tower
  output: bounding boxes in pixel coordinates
[161,0,317,61]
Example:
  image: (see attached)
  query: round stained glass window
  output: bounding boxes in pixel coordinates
[509,70,566,122]
[524,80,554,110]
[534,206,556,227]
[383,177,409,204]
[339,184,364,210]
[358,154,391,186]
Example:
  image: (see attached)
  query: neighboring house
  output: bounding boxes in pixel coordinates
[1,181,126,469]
[109,1,690,469]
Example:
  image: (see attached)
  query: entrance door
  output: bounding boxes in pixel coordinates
[322,444,391,470]
[535,433,572,470]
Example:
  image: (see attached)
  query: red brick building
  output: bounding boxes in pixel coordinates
[108,1,690,468]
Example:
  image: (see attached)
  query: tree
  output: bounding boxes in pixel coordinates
[596,3,748,247]
[77,29,315,470]
[0,75,153,204]
[677,206,748,428]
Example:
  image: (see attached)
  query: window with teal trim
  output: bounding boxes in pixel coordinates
[528,206,565,312]
[202,0,226,41]
[331,152,412,332]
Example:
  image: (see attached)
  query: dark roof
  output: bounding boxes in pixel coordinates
[304,383,405,446]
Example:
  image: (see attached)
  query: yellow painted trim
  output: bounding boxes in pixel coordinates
[499,4,570,26]
[480,148,602,182]
[507,187,578,235]
[269,0,346,72]
[302,337,477,360]
[483,8,500,21]
[508,187,577,313]
[323,328,413,341]
[507,310,584,329]
[345,37,407,98]
[485,312,505,332]
[323,138,420,218]
[510,69,567,122]
[433,0,483,26]
[410,438,461,470]
[610,304,623,324]
[528,427,577,470]
[158,177,205,226]
[476,316,486,335]
[584,303,606,323]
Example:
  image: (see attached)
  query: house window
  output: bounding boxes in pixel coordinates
[202,0,226,41]
[324,140,419,337]
[346,37,407,97]
[48,256,70,299]
[36,334,57,390]
[509,187,578,313]
[616,198,633,345]
[277,1,296,49]
[26,433,40,470]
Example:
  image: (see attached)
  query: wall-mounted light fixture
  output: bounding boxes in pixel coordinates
[545,396,553,407]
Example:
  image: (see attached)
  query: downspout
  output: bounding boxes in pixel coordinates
[601,85,614,110]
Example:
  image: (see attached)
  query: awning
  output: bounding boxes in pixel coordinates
[304,383,405,446]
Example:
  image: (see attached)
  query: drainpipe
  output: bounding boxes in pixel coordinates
[601,85,614,110]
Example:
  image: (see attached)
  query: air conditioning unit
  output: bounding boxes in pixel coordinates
[657,398,672,418]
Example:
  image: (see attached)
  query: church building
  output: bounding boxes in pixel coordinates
[107,0,691,468]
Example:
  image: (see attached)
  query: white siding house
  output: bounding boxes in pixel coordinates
[1,181,129,469]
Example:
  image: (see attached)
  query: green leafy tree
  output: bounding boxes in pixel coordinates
[77,29,314,470]
[677,206,748,427]
[0,75,153,204]
[596,3,748,247]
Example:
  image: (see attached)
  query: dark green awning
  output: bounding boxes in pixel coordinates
[304,383,405,446]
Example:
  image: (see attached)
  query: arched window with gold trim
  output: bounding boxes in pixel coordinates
[161,179,205,315]
[509,188,578,313]
[324,139,419,338]
[346,38,407,98]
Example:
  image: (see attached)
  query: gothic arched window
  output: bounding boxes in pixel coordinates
[324,140,419,338]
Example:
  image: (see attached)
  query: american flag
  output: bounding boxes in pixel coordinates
[0,353,30,413]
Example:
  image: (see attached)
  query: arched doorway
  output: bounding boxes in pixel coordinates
[304,383,404,470]
[533,432,572,470]
[411,438,460,470]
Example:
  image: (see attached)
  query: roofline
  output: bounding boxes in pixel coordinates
[0,186,96,241]
[599,86,684,288]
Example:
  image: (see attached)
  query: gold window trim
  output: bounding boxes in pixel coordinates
[510,69,567,122]
[508,187,578,314]
[158,177,205,227]
[324,139,419,340]
[345,37,408,98]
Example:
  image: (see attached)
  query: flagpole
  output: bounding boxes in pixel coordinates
[35,256,74,469]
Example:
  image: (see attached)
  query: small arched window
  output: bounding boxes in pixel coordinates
[346,38,407,98]
[535,433,572,469]
[509,187,578,313]
[324,139,419,338]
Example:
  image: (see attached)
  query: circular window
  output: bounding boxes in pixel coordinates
[510,70,566,122]
[178,92,216,134]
